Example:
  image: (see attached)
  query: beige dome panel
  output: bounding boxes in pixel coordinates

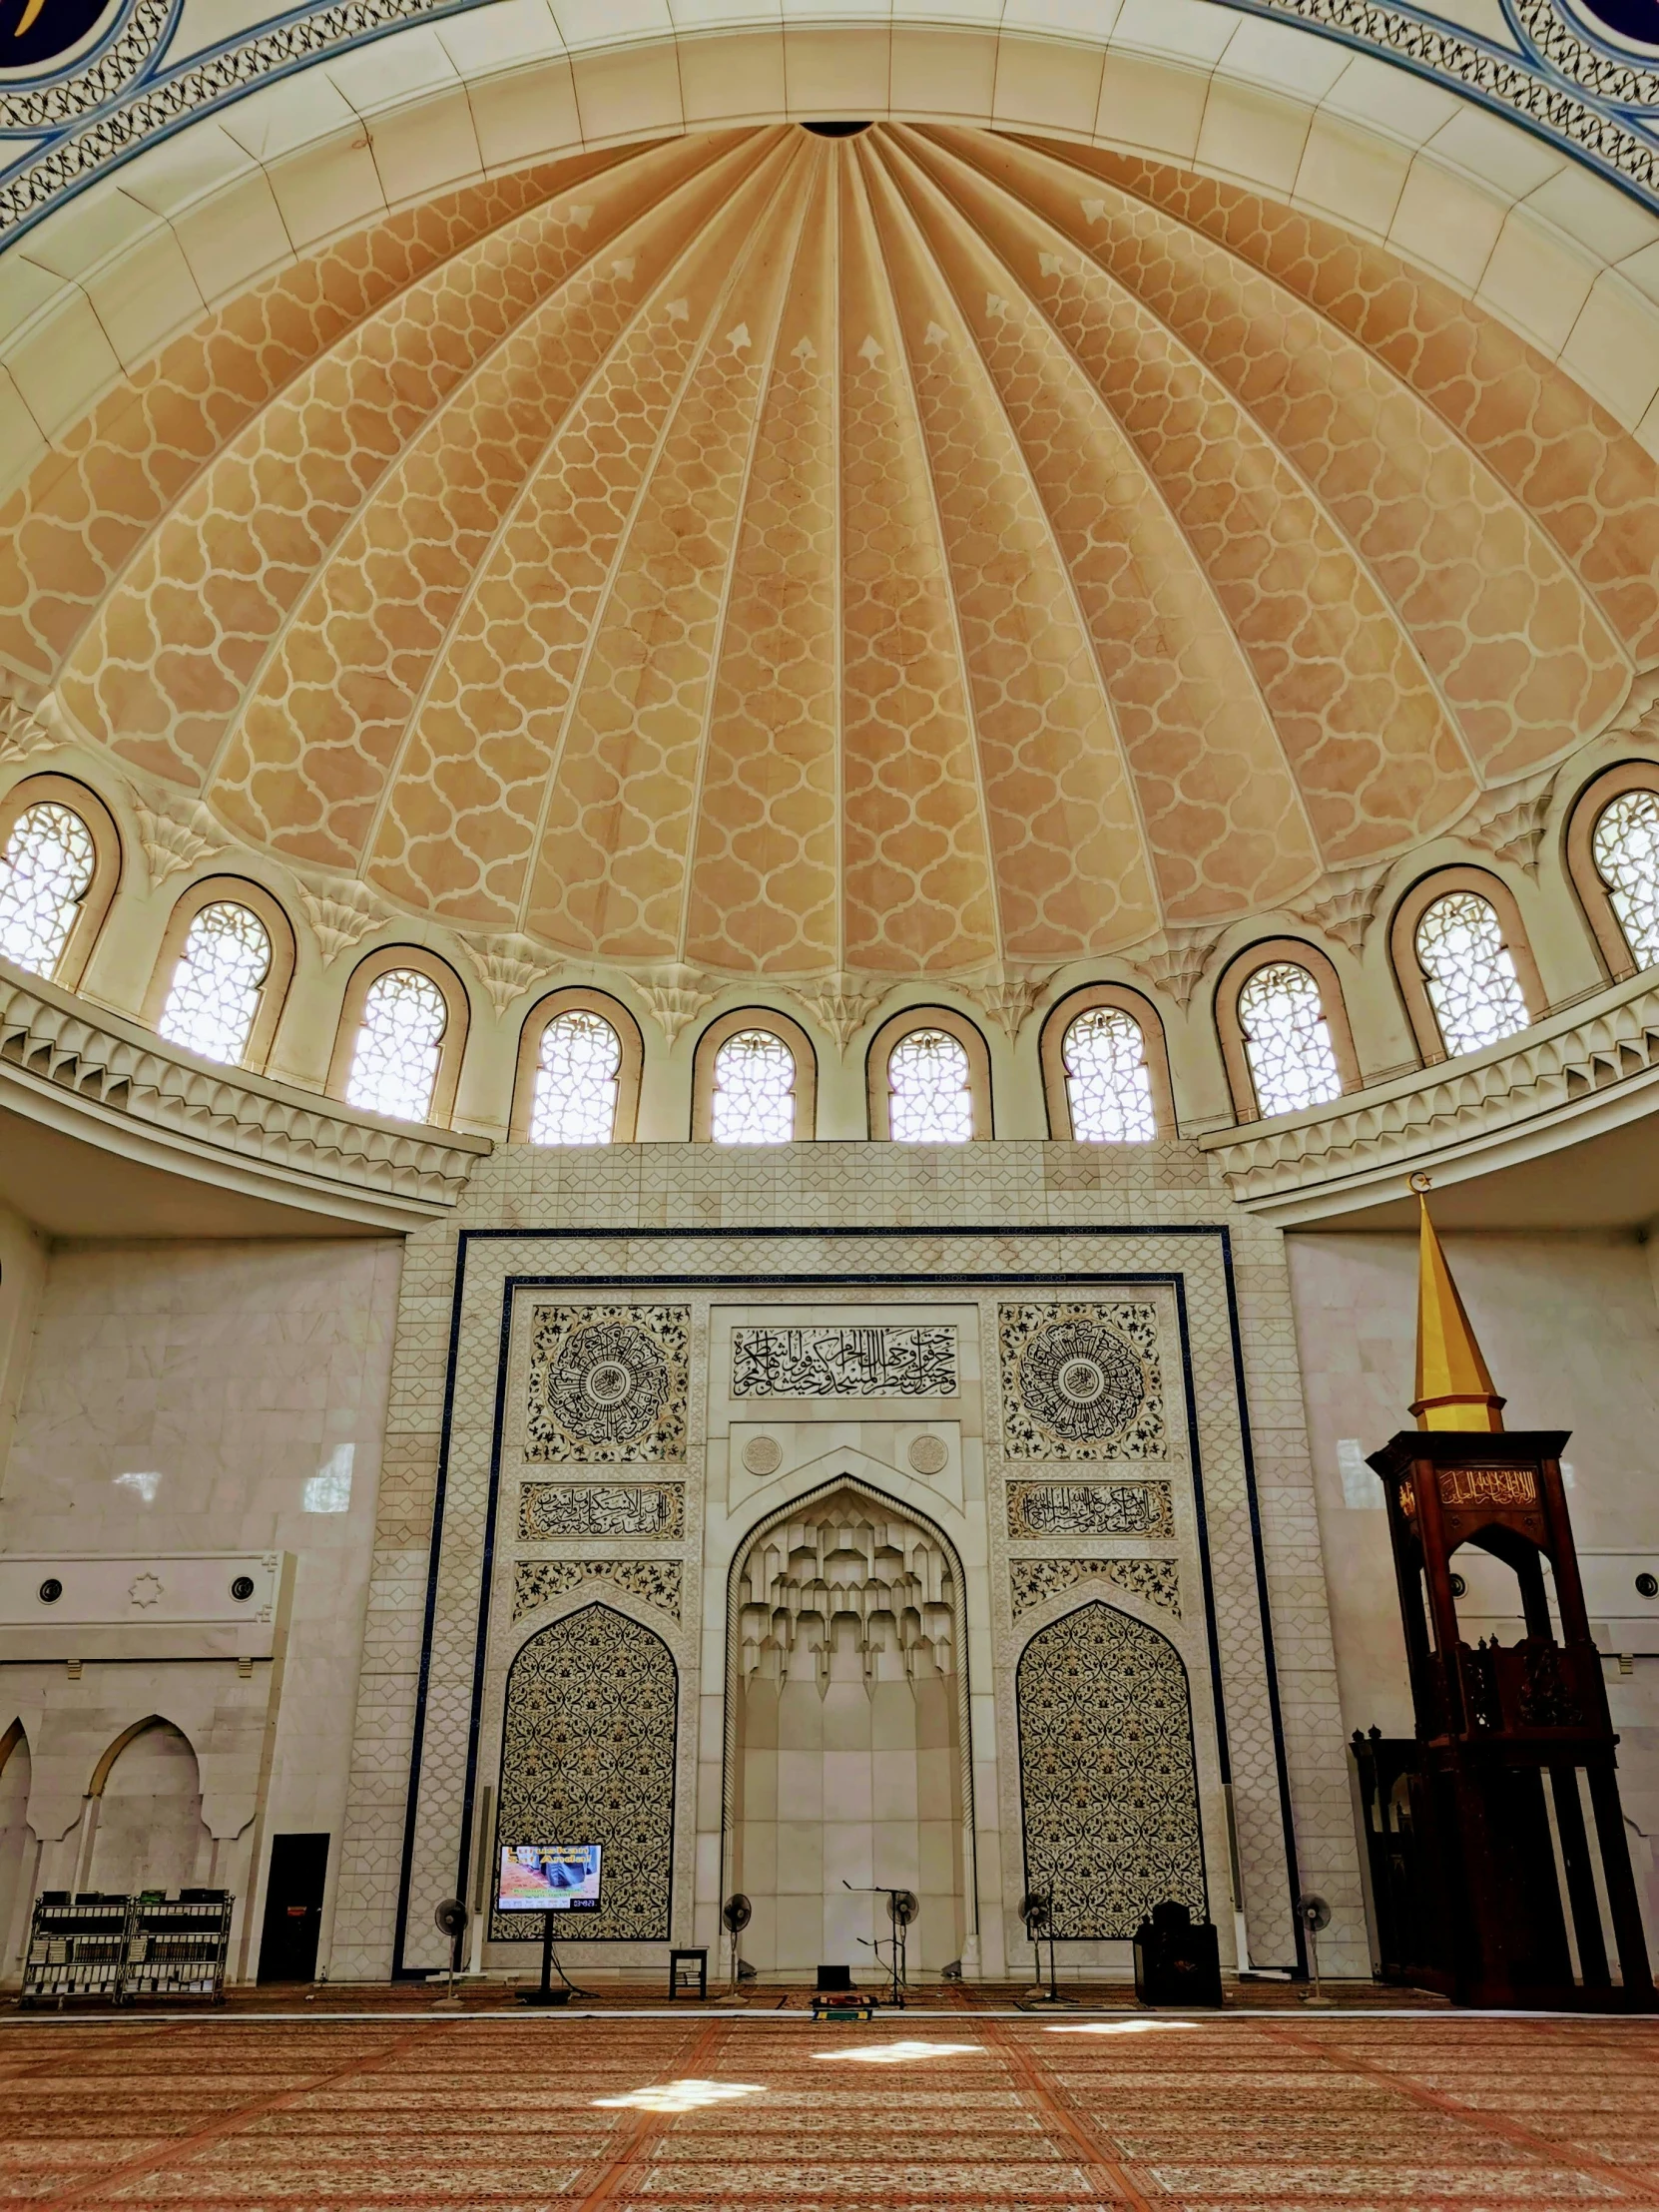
[4,122,1655,982]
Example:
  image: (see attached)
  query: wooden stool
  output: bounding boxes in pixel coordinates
[669,1946,708,1999]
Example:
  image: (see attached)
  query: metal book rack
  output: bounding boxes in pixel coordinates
[21,1890,234,2006]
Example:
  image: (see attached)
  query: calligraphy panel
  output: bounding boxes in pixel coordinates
[731,1325,957,1398]
[519,1481,686,1539]
[1006,1480,1175,1540]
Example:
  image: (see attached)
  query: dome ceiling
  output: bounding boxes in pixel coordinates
[2,123,1655,979]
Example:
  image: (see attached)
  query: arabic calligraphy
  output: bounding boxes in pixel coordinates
[731,1325,957,1398]
[518,1482,686,1539]
[1006,1480,1175,1540]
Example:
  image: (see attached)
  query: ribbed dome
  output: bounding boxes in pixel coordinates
[5,122,1655,978]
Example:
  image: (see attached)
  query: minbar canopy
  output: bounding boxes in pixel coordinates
[4,123,1653,979]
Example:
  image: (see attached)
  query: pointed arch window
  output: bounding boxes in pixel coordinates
[0,801,96,978]
[158,901,272,1066]
[1235,960,1344,1117]
[346,968,449,1123]
[1414,890,1529,1058]
[1591,788,1659,970]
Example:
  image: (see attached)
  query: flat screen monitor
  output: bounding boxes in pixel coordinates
[496,1843,602,1914]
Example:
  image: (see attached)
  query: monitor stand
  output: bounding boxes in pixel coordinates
[517,1912,572,2005]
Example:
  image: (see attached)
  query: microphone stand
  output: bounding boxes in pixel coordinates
[842,1882,909,2007]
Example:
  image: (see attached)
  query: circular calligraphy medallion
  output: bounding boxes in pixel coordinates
[1572,0,1659,43]
[545,1322,669,1447]
[742,1434,783,1476]
[1017,1319,1146,1444]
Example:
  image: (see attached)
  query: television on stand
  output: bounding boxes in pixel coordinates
[497,1845,602,2005]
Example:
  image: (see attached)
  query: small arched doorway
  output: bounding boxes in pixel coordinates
[728,1481,968,1978]
[88,1720,210,1898]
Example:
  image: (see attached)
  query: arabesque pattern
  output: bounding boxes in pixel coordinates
[3,126,1654,983]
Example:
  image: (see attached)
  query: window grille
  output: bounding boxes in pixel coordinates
[888,1027,973,1144]
[0,802,95,978]
[1062,1007,1156,1142]
[1592,790,1659,971]
[530,1010,623,1145]
[1237,961,1343,1117]
[1414,891,1528,1057]
[158,901,272,1065]
[345,968,447,1123]
[710,1028,795,1145]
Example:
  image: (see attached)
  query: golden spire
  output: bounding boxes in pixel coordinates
[1409,1183,1505,1431]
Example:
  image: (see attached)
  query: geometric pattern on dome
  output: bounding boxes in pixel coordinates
[888,1028,972,1143]
[0,802,93,978]
[999,1301,1164,1460]
[1415,890,1531,1058]
[0,125,1651,981]
[1063,1008,1156,1142]
[1238,961,1344,1119]
[1593,789,1659,970]
[158,900,271,1066]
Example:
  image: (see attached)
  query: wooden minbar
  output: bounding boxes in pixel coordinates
[1361,1187,1655,2010]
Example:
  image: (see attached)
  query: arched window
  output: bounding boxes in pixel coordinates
[346,968,449,1123]
[143,876,295,1075]
[513,989,644,1144]
[711,1028,796,1144]
[1236,961,1343,1117]
[1040,984,1174,1141]
[0,801,95,978]
[866,1008,992,1140]
[1063,1008,1155,1141]
[531,1011,622,1145]
[888,1027,973,1143]
[1389,866,1545,1065]
[1564,764,1659,981]
[691,1008,817,1143]
[157,901,272,1066]
[1414,890,1529,1058]
[1591,789,1659,971]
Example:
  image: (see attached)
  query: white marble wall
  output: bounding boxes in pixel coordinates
[1286,1226,1659,1948]
[0,1236,400,1978]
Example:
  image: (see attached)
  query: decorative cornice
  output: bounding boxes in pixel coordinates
[1456,766,1561,879]
[457,931,557,1016]
[130,790,225,886]
[0,0,1655,254]
[1202,968,1659,1212]
[1288,863,1391,957]
[633,962,716,1049]
[799,971,884,1055]
[1124,927,1226,1011]
[0,957,489,1214]
[291,875,386,965]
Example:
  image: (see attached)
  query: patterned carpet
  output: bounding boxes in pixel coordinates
[1,2010,1656,2209]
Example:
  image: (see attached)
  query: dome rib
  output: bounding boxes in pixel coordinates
[859,136,1162,960]
[834,144,999,974]
[352,134,806,935]
[965,129,1629,781]
[517,135,821,959]
[876,125,1322,929]
[54,133,763,812]
[1062,143,1659,668]
[902,126,1477,870]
